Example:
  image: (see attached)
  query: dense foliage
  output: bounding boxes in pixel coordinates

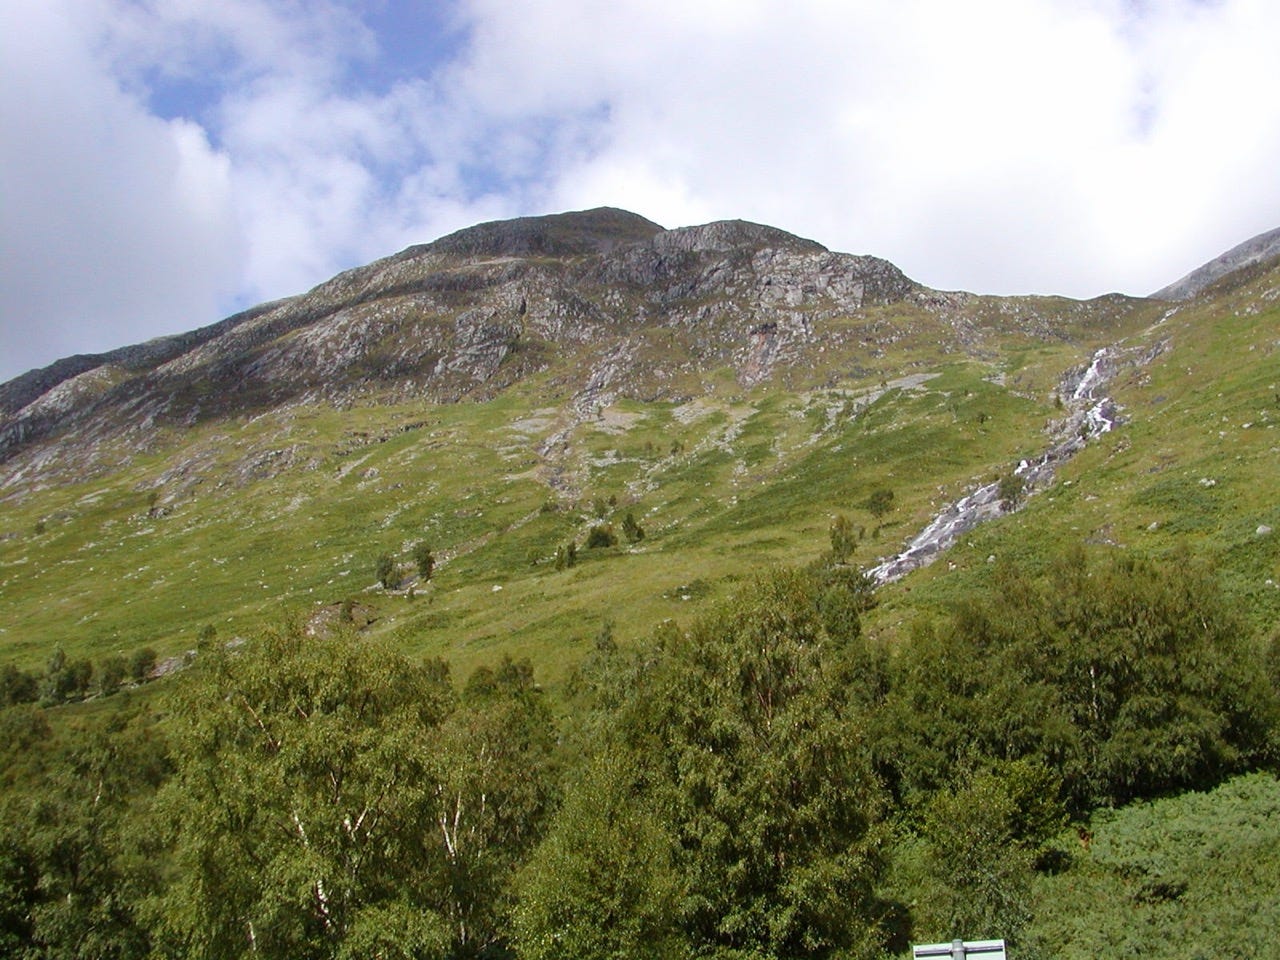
[0,545,1276,957]
[543,568,892,959]
[876,548,1276,812]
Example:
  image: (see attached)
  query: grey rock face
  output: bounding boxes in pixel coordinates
[1152,225,1280,300]
[0,207,1149,487]
[0,210,922,468]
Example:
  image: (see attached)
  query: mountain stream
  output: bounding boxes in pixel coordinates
[868,346,1126,584]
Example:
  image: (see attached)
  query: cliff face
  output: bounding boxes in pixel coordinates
[0,209,921,465]
[2,206,1166,488]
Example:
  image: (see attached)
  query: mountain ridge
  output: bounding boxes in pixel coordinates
[0,209,923,474]
[1152,224,1280,300]
[1,209,1274,501]
[0,204,1276,692]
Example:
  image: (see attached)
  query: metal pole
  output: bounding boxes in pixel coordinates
[951,940,966,960]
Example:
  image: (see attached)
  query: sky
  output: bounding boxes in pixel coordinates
[3,0,1279,383]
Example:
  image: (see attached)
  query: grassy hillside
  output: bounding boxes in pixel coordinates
[0,353,1086,677]
[1027,771,1280,959]
[866,267,1280,642]
[1,280,1193,678]
[2,248,1278,958]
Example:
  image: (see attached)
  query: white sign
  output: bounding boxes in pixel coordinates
[913,939,1007,960]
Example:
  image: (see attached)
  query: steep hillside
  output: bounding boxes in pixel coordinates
[1153,225,1280,300]
[1,210,1275,684]
[2,210,1279,960]
[1,207,1140,487]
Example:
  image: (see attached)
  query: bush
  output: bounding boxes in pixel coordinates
[39,649,93,705]
[585,525,617,549]
[129,647,157,682]
[0,663,39,706]
[621,511,645,543]
[877,547,1279,810]
[998,473,1025,511]
[829,513,856,563]
[412,542,435,580]
[553,542,578,571]
[566,569,891,957]
[866,488,894,520]
[97,655,128,697]
[375,552,398,589]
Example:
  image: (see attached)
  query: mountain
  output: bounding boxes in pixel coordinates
[1152,224,1280,300]
[3,208,1279,959]
[1,206,1136,484]
[0,209,1277,679]
[1,208,910,466]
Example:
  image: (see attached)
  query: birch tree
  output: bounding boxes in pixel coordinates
[149,627,457,959]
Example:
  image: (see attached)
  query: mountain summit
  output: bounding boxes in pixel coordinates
[4,209,1276,490]
[1,208,923,469]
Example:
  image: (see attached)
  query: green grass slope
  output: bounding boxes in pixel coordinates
[1027,771,1280,959]
[2,260,1275,691]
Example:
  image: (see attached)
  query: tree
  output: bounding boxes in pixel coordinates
[2,704,171,958]
[585,524,617,549]
[553,542,577,571]
[513,753,681,960]
[128,648,157,683]
[899,770,1036,946]
[571,569,892,958]
[829,513,857,563]
[877,547,1278,811]
[97,655,128,697]
[149,629,555,959]
[39,649,93,705]
[621,511,645,544]
[997,473,1024,512]
[412,542,436,581]
[0,663,39,706]
[866,488,894,521]
[150,628,458,959]
[375,552,398,589]
[431,658,557,955]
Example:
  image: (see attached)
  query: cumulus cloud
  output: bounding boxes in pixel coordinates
[2,0,1279,382]
[461,0,1280,295]
[0,0,239,378]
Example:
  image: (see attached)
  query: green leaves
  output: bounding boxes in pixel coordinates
[513,754,681,960]
[879,546,1278,811]
[533,568,888,959]
[151,628,553,959]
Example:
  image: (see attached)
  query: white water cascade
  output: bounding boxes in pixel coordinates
[868,347,1120,584]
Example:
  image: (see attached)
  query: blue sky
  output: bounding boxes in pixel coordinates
[3,0,1279,382]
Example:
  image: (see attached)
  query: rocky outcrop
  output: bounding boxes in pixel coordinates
[1152,225,1280,300]
[0,207,1154,487]
[0,210,922,467]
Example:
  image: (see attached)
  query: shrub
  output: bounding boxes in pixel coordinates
[412,542,435,580]
[585,525,617,549]
[129,647,157,682]
[998,473,1025,511]
[553,542,578,571]
[621,512,645,543]
[878,547,1279,810]
[829,513,856,563]
[866,488,895,520]
[375,552,398,589]
[0,662,39,706]
[97,655,128,696]
[39,649,93,705]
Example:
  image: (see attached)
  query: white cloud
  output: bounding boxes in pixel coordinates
[3,0,1279,381]
[0,0,239,378]
[451,0,1280,295]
